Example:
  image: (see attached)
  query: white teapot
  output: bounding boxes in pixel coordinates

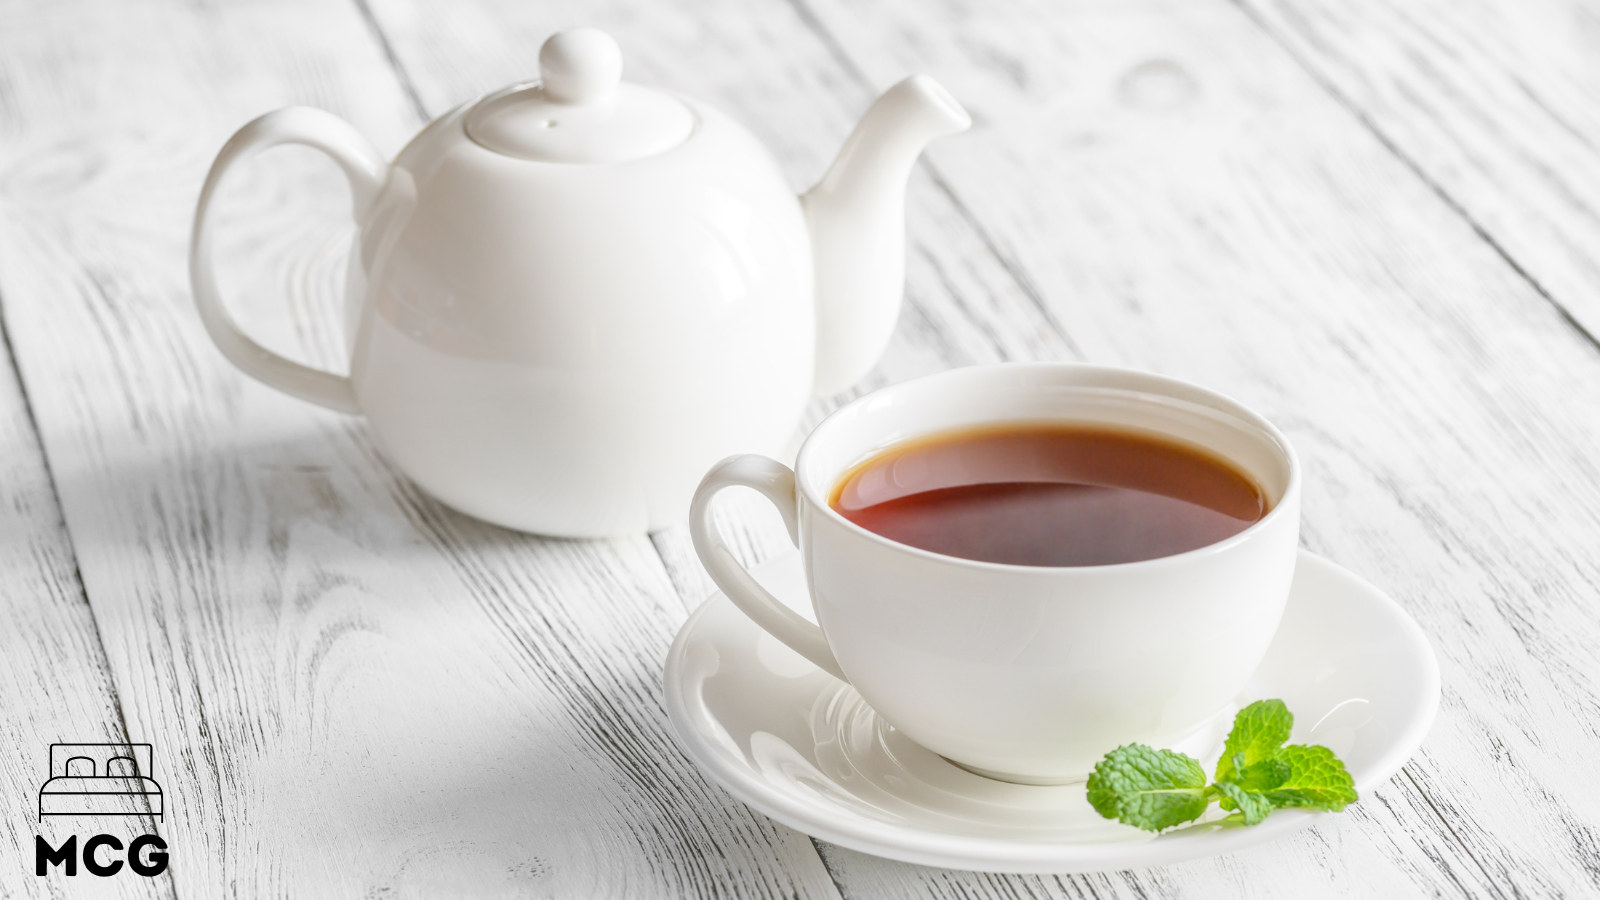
[190,28,969,536]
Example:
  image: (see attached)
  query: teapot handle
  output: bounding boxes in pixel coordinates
[189,108,389,414]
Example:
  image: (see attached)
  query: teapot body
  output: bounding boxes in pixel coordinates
[191,30,967,537]
[345,100,815,535]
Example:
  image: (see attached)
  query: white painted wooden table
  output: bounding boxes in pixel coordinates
[1,0,1597,896]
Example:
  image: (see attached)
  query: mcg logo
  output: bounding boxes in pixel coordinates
[34,743,169,877]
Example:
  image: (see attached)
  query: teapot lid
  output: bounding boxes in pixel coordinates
[464,29,695,164]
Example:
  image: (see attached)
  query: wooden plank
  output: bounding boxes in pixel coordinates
[1238,0,1600,344]
[0,0,838,895]
[359,0,1551,896]
[795,0,1600,896]
[0,320,168,898]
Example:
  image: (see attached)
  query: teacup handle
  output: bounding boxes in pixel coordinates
[189,107,389,414]
[689,455,847,681]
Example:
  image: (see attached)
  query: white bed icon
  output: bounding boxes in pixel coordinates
[38,743,163,821]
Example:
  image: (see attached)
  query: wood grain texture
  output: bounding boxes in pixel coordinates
[0,327,168,897]
[1238,0,1600,345]
[0,0,838,895]
[361,0,1600,897]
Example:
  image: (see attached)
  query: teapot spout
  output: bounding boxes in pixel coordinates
[803,75,970,395]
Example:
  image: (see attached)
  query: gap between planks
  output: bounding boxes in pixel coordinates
[1225,0,1600,360]
[352,0,430,123]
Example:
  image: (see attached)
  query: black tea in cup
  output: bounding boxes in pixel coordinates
[830,423,1267,567]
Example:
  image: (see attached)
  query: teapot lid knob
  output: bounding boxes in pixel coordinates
[539,29,623,105]
[463,28,694,164]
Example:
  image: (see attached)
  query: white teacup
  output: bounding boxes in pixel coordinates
[689,363,1301,783]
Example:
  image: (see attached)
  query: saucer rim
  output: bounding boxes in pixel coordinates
[663,550,1441,874]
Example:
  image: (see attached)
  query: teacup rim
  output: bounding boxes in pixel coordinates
[794,361,1302,575]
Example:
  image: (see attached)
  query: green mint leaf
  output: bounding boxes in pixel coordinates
[1214,699,1294,783]
[1259,744,1359,811]
[1216,756,1290,811]
[1214,781,1273,826]
[1233,757,1291,791]
[1086,744,1211,832]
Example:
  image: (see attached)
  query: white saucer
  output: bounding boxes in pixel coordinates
[664,550,1439,873]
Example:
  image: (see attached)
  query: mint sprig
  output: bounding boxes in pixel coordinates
[1085,699,1357,832]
